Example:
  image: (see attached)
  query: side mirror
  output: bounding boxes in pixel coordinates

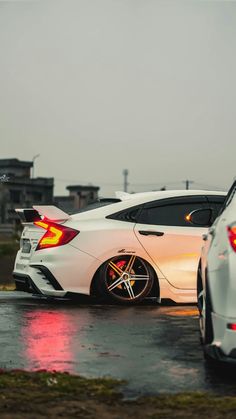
[187,208,213,227]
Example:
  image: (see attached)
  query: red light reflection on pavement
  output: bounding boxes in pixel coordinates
[21,310,76,372]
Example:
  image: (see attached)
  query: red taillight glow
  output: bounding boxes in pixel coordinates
[227,225,236,252]
[34,220,79,250]
[227,323,236,331]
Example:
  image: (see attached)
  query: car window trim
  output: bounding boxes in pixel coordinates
[217,181,236,216]
[143,195,208,210]
[137,195,209,227]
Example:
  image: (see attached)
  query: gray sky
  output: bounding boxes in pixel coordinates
[0,0,236,197]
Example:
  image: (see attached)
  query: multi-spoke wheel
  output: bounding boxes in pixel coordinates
[96,255,154,304]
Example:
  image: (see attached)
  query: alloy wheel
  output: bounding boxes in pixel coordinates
[104,255,152,302]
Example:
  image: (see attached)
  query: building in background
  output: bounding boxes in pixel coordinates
[0,158,100,235]
[0,158,54,228]
[54,184,100,213]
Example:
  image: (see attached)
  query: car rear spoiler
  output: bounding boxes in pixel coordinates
[15,208,41,223]
[15,206,70,223]
[115,191,131,201]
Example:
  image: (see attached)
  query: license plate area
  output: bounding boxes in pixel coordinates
[22,239,31,254]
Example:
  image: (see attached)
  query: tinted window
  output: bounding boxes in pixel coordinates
[138,197,208,227]
[107,205,142,222]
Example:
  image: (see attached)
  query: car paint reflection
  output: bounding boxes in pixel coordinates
[160,307,198,317]
[21,310,81,372]
[2,298,235,397]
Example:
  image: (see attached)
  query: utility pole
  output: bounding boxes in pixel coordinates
[183,179,194,190]
[32,154,40,178]
[123,169,129,192]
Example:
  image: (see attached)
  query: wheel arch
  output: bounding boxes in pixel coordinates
[90,254,160,299]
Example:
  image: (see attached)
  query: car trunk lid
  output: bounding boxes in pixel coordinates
[16,206,70,255]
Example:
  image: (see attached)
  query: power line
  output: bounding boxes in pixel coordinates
[54,177,226,191]
[194,182,227,191]
[55,178,122,186]
[55,178,182,187]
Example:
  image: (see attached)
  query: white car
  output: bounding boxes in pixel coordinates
[13,189,225,304]
[192,181,236,362]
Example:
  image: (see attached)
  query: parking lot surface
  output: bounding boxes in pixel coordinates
[1,291,236,398]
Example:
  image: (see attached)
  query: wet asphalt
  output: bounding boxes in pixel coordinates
[1,291,236,398]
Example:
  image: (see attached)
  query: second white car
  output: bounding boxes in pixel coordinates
[193,181,236,362]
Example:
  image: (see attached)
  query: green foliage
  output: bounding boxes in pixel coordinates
[0,371,123,402]
[0,371,236,418]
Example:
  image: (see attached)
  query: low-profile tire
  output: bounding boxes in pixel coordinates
[201,275,217,364]
[95,255,154,304]
[197,260,203,315]
[204,277,214,345]
[197,261,204,344]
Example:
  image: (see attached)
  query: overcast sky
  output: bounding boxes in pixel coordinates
[0,0,236,197]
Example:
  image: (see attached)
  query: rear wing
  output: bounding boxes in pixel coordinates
[15,208,41,223]
[15,206,70,223]
[115,191,131,201]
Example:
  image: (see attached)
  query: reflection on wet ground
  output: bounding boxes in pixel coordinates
[1,292,236,397]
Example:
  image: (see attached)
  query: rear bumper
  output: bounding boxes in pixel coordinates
[13,265,67,297]
[13,271,92,301]
[13,272,41,294]
[14,244,100,296]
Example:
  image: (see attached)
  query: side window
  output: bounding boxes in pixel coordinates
[138,197,208,227]
[107,205,143,222]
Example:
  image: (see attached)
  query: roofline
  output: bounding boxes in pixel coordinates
[70,189,227,221]
[0,158,33,168]
[115,189,226,201]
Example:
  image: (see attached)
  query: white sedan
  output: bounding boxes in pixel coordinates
[192,181,236,362]
[13,189,225,304]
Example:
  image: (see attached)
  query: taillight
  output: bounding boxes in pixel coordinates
[34,220,79,250]
[227,224,236,252]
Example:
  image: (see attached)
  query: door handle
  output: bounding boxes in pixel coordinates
[139,230,164,237]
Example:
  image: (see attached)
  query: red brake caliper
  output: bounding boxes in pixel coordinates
[109,260,136,288]
[109,260,126,289]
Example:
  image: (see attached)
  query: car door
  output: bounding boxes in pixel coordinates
[134,196,209,289]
